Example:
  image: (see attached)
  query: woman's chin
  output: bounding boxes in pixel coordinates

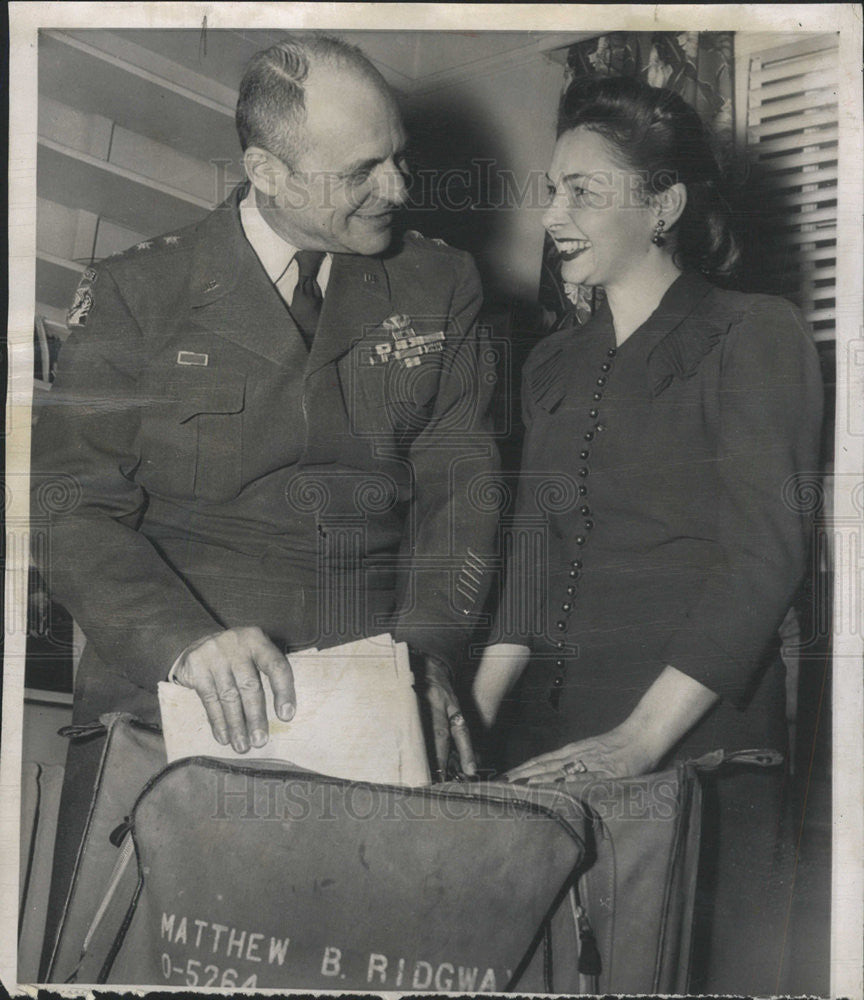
[559,258,594,286]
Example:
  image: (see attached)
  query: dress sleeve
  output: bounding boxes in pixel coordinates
[661,296,824,706]
[31,266,223,692]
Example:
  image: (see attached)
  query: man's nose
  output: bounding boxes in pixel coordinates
[376,159,408,207]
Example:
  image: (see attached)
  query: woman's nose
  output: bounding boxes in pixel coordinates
[543,192,570,233]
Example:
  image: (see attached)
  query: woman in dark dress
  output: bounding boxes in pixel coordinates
[472,77,823,993]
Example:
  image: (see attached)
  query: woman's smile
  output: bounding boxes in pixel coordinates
[553,238,593,260]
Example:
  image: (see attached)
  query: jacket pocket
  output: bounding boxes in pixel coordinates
[137,372,246,502]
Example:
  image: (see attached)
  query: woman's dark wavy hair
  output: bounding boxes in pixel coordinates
[557,75,740,278]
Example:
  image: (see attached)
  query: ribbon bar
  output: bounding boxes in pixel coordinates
[369,329,446,367]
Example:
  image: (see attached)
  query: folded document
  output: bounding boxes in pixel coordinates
[157,634,430,786]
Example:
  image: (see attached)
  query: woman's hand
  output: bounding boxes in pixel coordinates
[504,722,659,783]
[505,665,719,783]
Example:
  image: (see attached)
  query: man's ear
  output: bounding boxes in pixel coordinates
[243,147,285,198]
[654,183,687,230]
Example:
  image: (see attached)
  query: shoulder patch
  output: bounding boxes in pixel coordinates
[67,268,98,328]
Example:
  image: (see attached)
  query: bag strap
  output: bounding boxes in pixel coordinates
[64,833,136,983]
[686,747,785,772]
[58,712,162,743]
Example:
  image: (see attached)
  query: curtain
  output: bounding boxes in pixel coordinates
[539,31,734,326]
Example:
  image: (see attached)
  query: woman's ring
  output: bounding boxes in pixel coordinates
[563,759,587,775]
[448,712,466,727]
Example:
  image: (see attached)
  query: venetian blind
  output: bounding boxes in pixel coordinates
[746,33,840,341]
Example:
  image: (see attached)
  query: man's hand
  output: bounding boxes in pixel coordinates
[416,654,477,781]
[173,626,296,754]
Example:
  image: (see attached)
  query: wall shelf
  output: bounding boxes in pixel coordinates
[38,137,212,241]
[39,30,240,169]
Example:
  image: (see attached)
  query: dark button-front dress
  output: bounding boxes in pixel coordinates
[495,270,824,993]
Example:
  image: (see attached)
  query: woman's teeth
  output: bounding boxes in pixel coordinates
[556,239,591,259]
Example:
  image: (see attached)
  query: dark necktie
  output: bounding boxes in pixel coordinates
[289,250,325,347]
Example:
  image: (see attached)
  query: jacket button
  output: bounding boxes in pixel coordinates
[553,676,564,688]
[555,640,565,650]
[555,659,565,669]
[600,362,611,372]
[584,519,594,530]
[580,505,591,516]
[579,449,590,460]
[596,423,606,432]
[589,408,599,418]
[556,620,566,631]
[562,602,572,612]
[567,585,577,596]
[593,391,603,401]
[575,535,586,546]
[578,485,588,496]
[571,559,583,569]
[578,467,589,478]
[596,376,607,386]
[607,348,617,357]
[583,431,594,441]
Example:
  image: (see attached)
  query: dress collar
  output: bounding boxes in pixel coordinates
[584,271,730,397]
[528,271,734,413]
[635,271,735,396]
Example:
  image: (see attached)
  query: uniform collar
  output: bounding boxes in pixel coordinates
[239,187,332,293]
[187,184,393,367]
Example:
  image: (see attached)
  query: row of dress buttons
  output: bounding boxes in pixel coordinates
[549,345,617,708]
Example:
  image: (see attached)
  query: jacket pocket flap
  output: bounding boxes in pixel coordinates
[176,375,246,422]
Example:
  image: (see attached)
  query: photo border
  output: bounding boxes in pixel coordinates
[4,4,862,996]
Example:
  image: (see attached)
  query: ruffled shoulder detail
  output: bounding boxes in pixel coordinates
[526,344,567,413]
[646,312,742,397]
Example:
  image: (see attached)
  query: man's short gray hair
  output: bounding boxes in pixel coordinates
[236,33,391,169]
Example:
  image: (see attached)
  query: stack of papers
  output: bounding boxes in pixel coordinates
[157,634,430,786]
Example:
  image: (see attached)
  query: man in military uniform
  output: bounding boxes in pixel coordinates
[33,34,498,972]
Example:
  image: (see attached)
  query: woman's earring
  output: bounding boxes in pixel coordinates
[651,219,667,247]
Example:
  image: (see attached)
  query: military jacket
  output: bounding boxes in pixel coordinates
[32,186,500,719]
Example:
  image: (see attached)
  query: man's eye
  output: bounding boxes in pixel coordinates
[348,169,372,186]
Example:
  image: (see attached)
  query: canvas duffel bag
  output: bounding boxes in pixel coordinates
[44,713,777,992]
[512,747,783,994]
[95,756,589,989]
[43,713,166,983]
